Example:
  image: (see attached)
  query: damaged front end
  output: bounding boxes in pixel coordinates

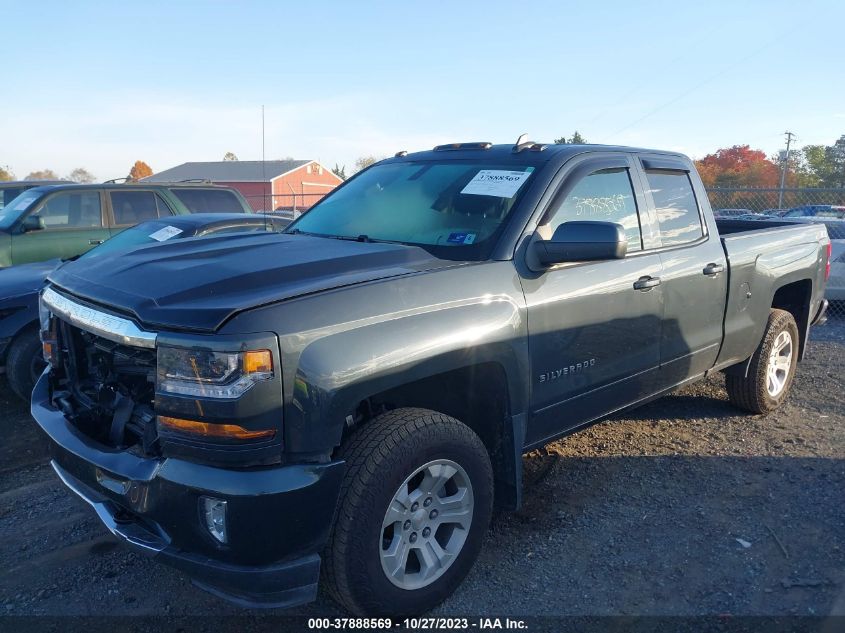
[51,324,159,454]
[40,286,161,456]
[39,286,284,467]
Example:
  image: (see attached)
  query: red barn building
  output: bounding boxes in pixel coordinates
[145,160,342,214]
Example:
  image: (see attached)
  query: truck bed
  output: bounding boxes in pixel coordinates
[714,218,829,370]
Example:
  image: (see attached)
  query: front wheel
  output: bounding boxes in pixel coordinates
[726,308,799,413]
[323,408,493,616]
[6,327,46,402]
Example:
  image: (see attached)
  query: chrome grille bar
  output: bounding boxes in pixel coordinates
[41,287,157,349]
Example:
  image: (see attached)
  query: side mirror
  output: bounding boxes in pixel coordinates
[21,215,46,232]
[532,221,627,266]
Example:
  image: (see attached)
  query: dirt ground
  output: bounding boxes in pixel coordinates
[0,325,842,620]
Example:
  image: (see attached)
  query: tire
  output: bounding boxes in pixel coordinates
[6,326,46,402]
[726,308,799,414]
[323,407,494,616]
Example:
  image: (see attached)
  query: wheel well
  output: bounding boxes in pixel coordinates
[345,363,517,508]
[771,279,811,358]
[3,320,39,364]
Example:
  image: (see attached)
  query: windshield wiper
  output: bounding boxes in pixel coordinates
[287,229,399,245]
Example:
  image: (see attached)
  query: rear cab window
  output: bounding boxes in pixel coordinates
[169,188,247,213]
[644,169,704,247]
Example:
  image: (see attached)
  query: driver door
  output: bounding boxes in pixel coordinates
[12,190,109,264]
[521,155,664,446]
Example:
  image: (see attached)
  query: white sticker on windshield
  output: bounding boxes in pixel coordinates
[149,225,183,242]
[460,169,532,198]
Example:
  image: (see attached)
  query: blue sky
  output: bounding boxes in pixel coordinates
[3,0,844,180]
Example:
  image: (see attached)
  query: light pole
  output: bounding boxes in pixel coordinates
[778,131,795,209]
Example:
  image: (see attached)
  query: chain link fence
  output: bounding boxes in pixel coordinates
[707,187,845,323]
[243,192,328,218]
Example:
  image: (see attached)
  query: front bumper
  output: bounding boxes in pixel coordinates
[31,372,345,608]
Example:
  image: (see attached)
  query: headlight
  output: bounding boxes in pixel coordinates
[156,346,273,399]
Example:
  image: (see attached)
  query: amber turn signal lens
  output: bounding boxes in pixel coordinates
[157,416,275,441]
[244,350,272,374]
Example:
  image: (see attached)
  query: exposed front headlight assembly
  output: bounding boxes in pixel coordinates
[156,346,273,399]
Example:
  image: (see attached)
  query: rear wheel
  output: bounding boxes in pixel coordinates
[6,327,45,402]
[726,309,799,413]
[324,408,493,616]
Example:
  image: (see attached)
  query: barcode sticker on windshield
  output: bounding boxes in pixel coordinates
[149,226,183,242]
[460,169,532,198]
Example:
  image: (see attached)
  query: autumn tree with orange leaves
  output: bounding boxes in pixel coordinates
[127,160,153,182]
[694,145,780,189]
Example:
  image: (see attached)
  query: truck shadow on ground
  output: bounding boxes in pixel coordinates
[467,452,845,617]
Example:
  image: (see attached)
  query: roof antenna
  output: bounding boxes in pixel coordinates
[514,133,529,146]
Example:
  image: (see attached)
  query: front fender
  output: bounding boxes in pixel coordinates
[287,295,527,454]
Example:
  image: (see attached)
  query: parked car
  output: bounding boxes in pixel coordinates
[781,205,845,219]
[0,180,69,210]
[0,213,285,400]
[33,140,830,616]
[0,182,254,267]
[713,208,753,217]
[755,216,845,302]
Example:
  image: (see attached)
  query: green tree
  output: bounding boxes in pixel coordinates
[792,137,845,188]
[66,167,95,183]
[828,135,845,188]
[332,163,347,180]
[223,152,238,161]
[25,169,59,180]
[554,131,588,145]
[0,165,13,181]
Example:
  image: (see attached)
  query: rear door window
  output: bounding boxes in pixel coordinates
[645,170,704,247]
[110,191,174,226]
[169,188,245,213]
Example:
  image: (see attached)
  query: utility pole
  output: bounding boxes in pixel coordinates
[778,131,795,209]
[261,105,267,217]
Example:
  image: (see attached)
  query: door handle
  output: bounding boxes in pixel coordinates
[703,263,725,276]
[89,239,104,245]
[633,276,661,291]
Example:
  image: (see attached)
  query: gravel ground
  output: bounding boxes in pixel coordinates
[0,325,842,619]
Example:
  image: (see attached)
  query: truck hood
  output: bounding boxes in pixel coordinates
[48,233,457,332]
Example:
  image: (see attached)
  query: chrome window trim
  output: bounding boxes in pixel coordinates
[41,287,157,349]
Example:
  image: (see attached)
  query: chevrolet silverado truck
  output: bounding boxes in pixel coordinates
[32,139,831,615]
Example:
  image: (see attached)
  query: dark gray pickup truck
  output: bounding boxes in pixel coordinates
[32,140,831,615]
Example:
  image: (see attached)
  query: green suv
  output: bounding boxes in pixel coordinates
[0,182,252,267]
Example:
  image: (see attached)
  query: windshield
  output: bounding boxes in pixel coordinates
[286,161,537,259]
[0,186,28,210]
[79,222,191,259]
[0,190,44,229]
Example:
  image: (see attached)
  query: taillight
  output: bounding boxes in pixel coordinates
[825,243,832,281]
